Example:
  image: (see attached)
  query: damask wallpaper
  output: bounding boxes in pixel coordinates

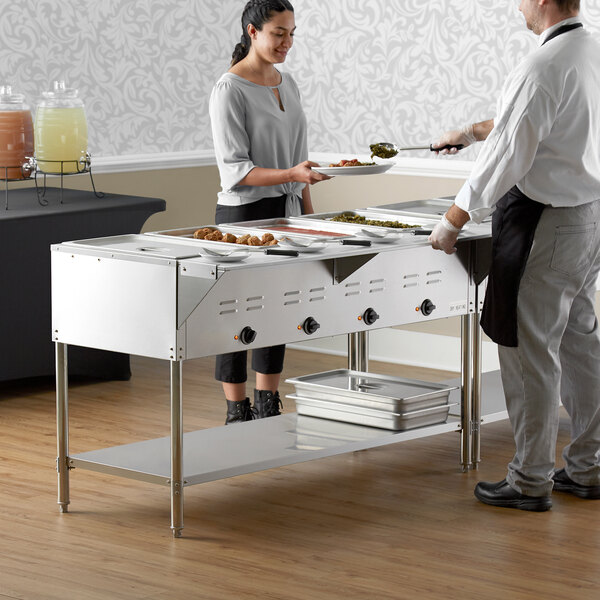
[0,0,598,164]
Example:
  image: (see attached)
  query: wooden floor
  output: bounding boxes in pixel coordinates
[0,350,598,600]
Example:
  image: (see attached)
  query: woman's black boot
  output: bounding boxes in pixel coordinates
[253,389,283,418]
[225,398,256,425]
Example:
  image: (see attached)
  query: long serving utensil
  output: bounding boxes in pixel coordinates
[370,142,464,158]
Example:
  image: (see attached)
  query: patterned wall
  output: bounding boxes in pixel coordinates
[1,0,598,162]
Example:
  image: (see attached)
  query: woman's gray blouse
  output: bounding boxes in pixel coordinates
[209,71,308,210]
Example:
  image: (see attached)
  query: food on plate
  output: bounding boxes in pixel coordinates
[328,158,376,167]
[330,213,419,229]
[192,227,279,246]
[369,143,397,159]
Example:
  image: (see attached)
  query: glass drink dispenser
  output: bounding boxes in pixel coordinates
[34,80,88,174]
[0,85,34,180]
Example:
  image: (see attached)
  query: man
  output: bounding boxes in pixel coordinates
[429,0,600,511]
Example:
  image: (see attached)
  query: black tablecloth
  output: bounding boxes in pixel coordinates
[0,187,166,382]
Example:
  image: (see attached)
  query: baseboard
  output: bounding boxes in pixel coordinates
[289,328,499,373]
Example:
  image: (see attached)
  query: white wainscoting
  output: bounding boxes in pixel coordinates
[92,150,474,180]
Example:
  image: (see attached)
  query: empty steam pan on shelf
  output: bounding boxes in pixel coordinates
[289,394,455,431]
[285,369,457,413]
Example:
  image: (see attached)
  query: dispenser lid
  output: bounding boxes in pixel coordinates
[42,80,80,99]
[39,80,83,108]
[0,84,28,109]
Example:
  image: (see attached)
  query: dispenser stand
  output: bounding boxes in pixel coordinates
[31,153,104,206]
[1,164,34,210]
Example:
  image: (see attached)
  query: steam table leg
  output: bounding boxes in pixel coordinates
[56,342,70,512]
[170,360,184,538]
[460,315,473,471]
[471,313,482,469]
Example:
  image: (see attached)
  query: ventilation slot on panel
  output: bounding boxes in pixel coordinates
[426,270,442,286]
[245,295,264,312]
[308,286,326,303]
[345,281,361,297]
[219,299,238,316]
[369,278,385,294]
[284,290,301,307]
[403,273,419,289]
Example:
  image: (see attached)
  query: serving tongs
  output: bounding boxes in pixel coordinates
[370,142,464,158]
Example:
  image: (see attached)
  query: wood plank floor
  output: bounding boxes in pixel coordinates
[0,351,598,600]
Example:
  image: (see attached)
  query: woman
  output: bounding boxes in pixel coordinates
[209,0,329,424]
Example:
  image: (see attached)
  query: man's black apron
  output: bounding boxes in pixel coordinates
[480,22,583,347]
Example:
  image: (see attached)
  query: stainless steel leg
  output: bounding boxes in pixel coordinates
[471,313,482,470]
[460,315,473,471]
[357,331,369,372]
[170,360,184,538]
[56,342,70,513]
[348,333,359,370]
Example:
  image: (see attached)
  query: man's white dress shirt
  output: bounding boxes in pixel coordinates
[455,18,600,223]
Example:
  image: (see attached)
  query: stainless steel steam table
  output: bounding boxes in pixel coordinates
[52,214,492,536]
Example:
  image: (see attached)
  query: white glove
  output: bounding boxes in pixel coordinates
[429,215,461,254]
[432,124,477,155]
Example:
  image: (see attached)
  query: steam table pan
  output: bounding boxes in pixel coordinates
[285,369,457,413]
[289,394,455,431]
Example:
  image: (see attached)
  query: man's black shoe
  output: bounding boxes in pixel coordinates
[553,468,600,499]
[474,479,552,511]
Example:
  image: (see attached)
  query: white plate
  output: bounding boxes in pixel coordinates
[278,237,327,253]
[199,251,250,263]
[312,162,393,176]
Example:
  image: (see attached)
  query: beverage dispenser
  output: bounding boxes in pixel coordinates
[34,80,88,174]
[0,85,34,180]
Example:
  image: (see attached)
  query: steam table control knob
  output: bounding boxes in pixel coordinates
[239,326,257,345]
[302,317,321,335]
[363,308,380,326]
[420,299,436,316]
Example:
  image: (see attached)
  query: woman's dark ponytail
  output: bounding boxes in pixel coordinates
[230,0,294,66]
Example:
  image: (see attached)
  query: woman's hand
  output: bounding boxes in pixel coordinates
[288,161,331,185]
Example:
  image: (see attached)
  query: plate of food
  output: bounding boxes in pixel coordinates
[312,159,393,176]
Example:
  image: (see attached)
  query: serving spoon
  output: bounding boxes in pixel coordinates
[370,142,464,159]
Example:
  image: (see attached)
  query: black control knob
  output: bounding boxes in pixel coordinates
[239,326,257,345]
[420,299,436,316]
[302,317,321,335]
[363,308,380,326]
